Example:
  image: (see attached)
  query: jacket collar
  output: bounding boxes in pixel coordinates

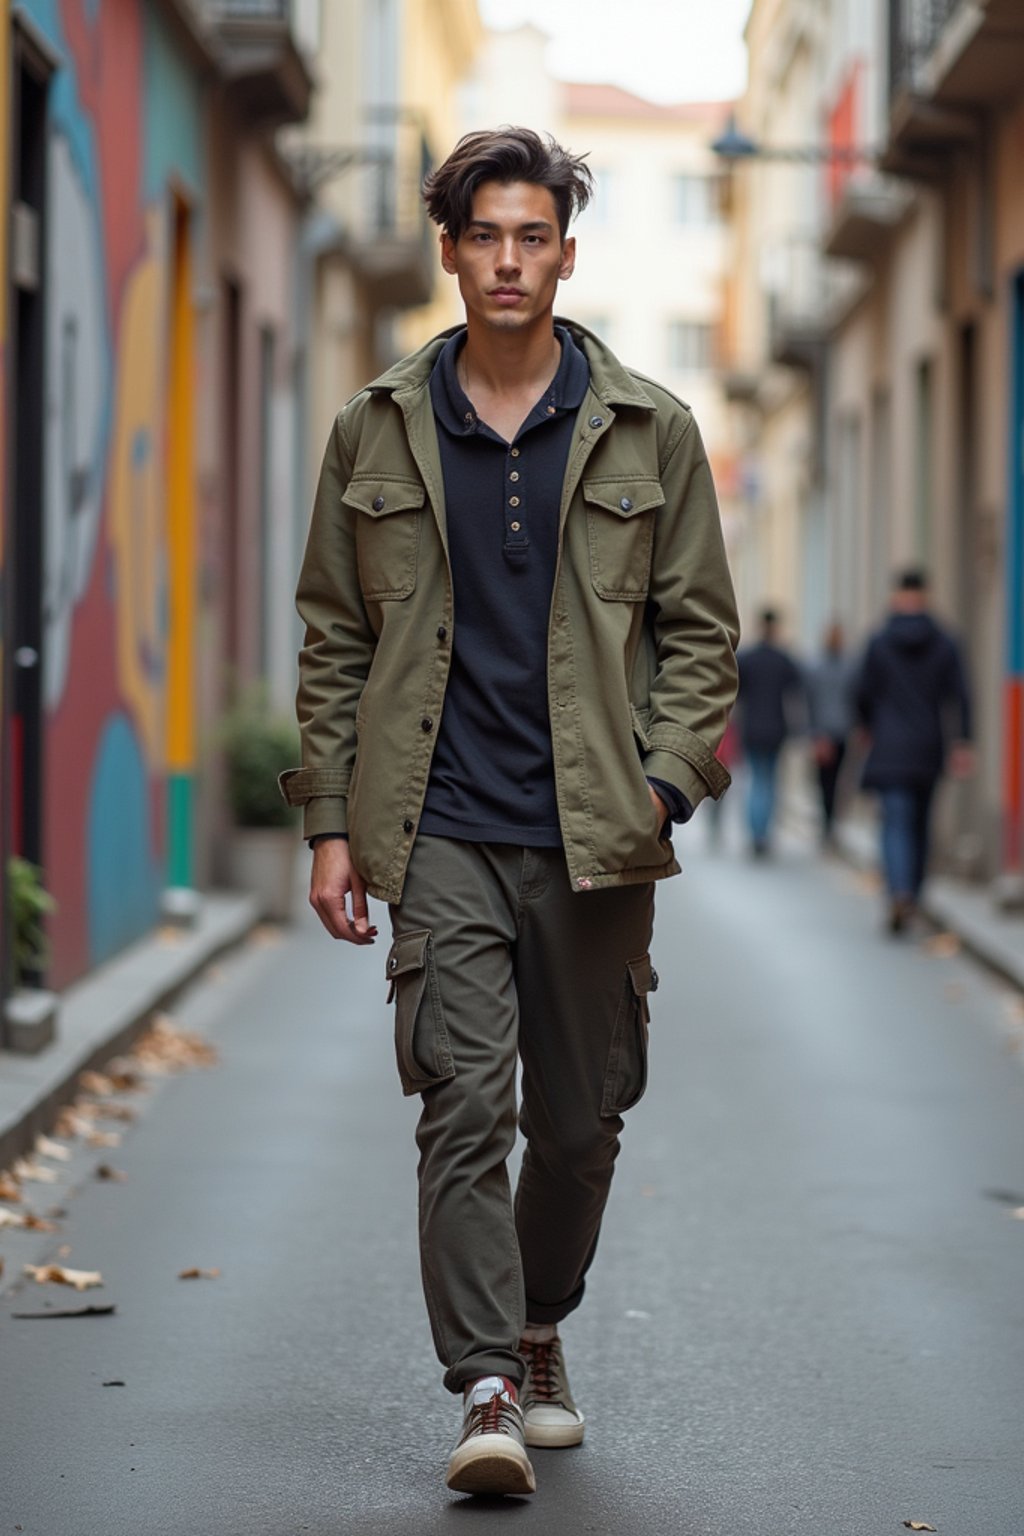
[366,317,657,412]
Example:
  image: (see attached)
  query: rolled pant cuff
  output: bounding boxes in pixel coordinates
[444,1349,525,1396]
[524,1285,585,1327]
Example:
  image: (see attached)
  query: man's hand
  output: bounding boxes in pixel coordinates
[647,783,669,832]
[309,838,378,945]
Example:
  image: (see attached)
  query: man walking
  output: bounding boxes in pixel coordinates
[281,129,739,1497]
[855,569,973,933]
[805,620,856,847]
[736,609,802,855]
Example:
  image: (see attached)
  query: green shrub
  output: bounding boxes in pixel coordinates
[220,690,300,829]
[8,857,56,985]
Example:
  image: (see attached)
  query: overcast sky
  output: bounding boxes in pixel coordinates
[477,0,750,104]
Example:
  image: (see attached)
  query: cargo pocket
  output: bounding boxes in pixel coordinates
[600,954,657,1117]
[583,479,664,600]
[385,928,456,1096]
[344,477,425,601]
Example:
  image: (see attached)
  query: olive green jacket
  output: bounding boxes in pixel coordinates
[281,321,739,902]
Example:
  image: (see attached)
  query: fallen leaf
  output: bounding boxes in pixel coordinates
[87,1101,137,1124]
[902,1523,936,1532]
[22,1211,58,1233]
[78,1069,115,1096]
[0,1206,26,1229]
[102,1379,126,1387]
[12,1303,115,1319]
[131,1015,218,1073]
[924,932,960,958]
[86,1130,122,1149]
[0,1172,22,1201]
[35,1134,72,1162]
[177,1266,221,1281]
[96,1164,127,1182]
[54,1108,95,1139]
[11,1157,59,1184]
[24,1263,103,1291]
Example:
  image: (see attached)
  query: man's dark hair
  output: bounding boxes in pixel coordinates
[760,607,779,629]
[422,127,593,242]
[895,567,928,591]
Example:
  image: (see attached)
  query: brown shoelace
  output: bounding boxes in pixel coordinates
[523,1338,561,1402]
[466,1389,518,1439]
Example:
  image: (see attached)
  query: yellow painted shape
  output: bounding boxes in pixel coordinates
[165,202,195,773]
[109,207,166,767]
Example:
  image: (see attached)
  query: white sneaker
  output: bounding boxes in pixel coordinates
[519,1332,585,1447]
[445,1376,536,1496]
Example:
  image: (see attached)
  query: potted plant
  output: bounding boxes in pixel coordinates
[221,689,302,922]
[4,856,59,1052]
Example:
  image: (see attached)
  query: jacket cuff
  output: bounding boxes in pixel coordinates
[302,796,349,840]
[642,751,723,811]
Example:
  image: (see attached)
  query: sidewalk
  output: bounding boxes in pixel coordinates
[783,785,1024,994]
[0,891,260,1170]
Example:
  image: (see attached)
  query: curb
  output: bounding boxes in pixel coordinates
[0,891,261,1172]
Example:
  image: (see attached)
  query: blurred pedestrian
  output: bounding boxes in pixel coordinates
[855,569,973,934]
[805,620,856,847]
[282,128,739,1497]
[736,609,803,855]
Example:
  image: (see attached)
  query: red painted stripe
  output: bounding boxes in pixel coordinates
[1005,680,1024,870]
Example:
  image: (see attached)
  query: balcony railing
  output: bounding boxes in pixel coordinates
[203,0,313,128]
[348,111,436,309]
[888,0,961,100]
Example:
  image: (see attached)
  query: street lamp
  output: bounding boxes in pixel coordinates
[711,113,878,165]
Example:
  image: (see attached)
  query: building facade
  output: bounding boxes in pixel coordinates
[726,0,1024,885]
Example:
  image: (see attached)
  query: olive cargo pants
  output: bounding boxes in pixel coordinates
[386,835,656,1394]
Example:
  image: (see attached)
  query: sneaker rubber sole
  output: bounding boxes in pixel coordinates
[446,1437,536,1496]
[523,1416,585,1449]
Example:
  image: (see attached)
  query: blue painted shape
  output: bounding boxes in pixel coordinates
[87,714,160,964]
[142,3,204,203]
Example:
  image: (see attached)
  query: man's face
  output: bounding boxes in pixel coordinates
[440,180,575,333]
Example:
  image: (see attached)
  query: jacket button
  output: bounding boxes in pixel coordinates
[620,496,633,512]
[436,625,448,642]
[421,717,433,732]
[589,415,603,429]
[372,495,385,511]
[403,818,414,834]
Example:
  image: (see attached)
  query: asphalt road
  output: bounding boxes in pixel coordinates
[2,819,1022,1535]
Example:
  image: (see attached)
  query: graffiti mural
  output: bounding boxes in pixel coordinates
[10,0,205,983]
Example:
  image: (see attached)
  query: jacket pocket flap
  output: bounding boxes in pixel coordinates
[342,478,426,517]
[582,479,665,517]
[386,928,430,979]
[627,953,656,997]
[278,766,349,805]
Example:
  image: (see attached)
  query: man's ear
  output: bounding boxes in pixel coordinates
[559,236,576,281]
[440,231,458,275]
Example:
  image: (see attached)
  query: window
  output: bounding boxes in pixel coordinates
[674,173,718,226]
[668,320,716,372]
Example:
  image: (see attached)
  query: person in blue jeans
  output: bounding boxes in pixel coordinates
[855,569,974,933]
[736,609,803,855]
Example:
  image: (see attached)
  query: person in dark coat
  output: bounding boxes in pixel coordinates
[855,569,974,933]
[736,609,803,855]
[805,620,857,846]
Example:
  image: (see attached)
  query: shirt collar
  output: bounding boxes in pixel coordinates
[430,324,590,439]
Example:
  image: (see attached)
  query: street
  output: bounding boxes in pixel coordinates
[2,822,1023,1535]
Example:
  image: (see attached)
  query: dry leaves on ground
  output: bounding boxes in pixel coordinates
[95,1165,127,1182]
[178,1267,221,1281]
[132,1014,218,1074]
[24,1263,103,1291]
[85,1130,123,1150]
[923,932,960,959]
[0,1207,57,1233]
[0,1173,22,1202]
[35,1135,72,1163]
[902,1523,937,1532]
[11,1157,58,1184]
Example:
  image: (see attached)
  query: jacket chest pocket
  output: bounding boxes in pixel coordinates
[583,479,664,601]
[343,477,426,601]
